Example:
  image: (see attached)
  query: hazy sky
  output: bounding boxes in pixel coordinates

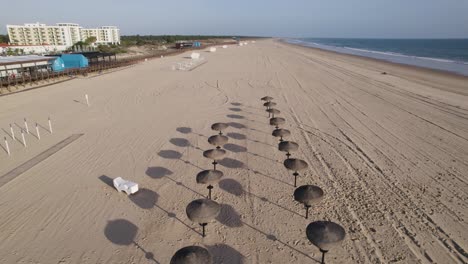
[1,0,467,38]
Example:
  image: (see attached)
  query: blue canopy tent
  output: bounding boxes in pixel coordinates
[51,57,65,72]
[61,54,88,69]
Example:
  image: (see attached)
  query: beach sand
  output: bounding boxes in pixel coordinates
[0,39,467,264]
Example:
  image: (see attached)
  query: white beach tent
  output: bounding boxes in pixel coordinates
[222,45,228,49]
[113,177,139,195]
[209,47,217,52]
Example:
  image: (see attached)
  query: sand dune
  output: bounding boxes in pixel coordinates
[0,39,467,263]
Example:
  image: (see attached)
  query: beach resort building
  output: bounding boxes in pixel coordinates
[6,23,121,47]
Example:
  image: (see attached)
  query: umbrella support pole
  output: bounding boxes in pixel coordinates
[207,185,213,199]
[320,249,328,264]
[280,136,283,142]
[286,152,291,158]
[216,146,221,149]
[305,205,311,219]
[200,223,207,237]
[219,131,222,135]
[293,172,299,187]
[212,161,217,170]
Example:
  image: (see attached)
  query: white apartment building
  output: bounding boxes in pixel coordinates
[6,22,120,47]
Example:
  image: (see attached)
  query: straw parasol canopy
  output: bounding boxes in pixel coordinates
[266,108,281,118]
[196,170,224,184]
[294,185,324,219]
[284,158,308,187]
[211,123,229,135]
[186,199,221,223]
[170,246,213,264]
[272,129,291,142]
[284,158,308,172]
[197,169,224,199]
[261,96,274,102]
[203,149,226,170]
[269,117,285,128]
[278,141,299,157]
[306,221,346,263]
[186,198,221,237]
[203,149,226,160]
[263,101,277,108]
[208,135,229,148]
[294,185,324,205]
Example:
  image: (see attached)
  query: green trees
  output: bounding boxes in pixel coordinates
[84,36,97,45]
[0,34,9,43]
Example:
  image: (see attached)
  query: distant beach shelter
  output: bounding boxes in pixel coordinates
[60,54,89,69]
[51,57,65,72]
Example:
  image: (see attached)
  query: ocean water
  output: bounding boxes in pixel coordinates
[286,38,468,76]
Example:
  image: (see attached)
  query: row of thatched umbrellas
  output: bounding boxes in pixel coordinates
[170,99,346,263]
[262,95,346,264]
[170,123,229,263]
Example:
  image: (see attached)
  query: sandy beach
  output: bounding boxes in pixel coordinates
[0,39,467,263]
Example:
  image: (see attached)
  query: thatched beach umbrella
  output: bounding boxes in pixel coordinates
[208,135,229,149]
[306,221,346,264]
[186,199,221,237]
[263,101,276,110]
[211,123,229,135]
[203,149,226,170]
[266,108,281,118]
[284,158,308,187]
[196,170,224,199]
[294,185,324,219]
[272,128,291,142]
[278,141,299,158]
[269,117,285,129]
[170,246,213,264]
[261,96,273,102]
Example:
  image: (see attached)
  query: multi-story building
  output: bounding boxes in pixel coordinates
[81,26,120,45]
[6,22,120,47]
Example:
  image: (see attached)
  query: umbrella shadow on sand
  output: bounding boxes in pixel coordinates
[100,175,201,236]
[157,149,203,170]
[218,179,302,217]
[207,244,245,264]
[218,157,245,169]
[169,138,203,151]
[146,167,204,197]
[223,143,279,163]
[129,188,158,209]
[212,202,318,263]
[226,122,247,129]
[104,219,160,263]
[176,127,192,134]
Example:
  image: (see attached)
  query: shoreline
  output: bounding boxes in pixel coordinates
[280,39,468,78]
[279,39,468,95]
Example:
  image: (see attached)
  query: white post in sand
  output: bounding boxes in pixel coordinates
[4,137,10,156]
[24,118,29,134]
[21,129,27,147]
[85,94,90,106]
[10,124,15,140]
[36,123,41,140]
[48,117,53,134]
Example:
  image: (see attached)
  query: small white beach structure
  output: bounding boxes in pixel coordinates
[191,52,201,59]
[113,177,139,195]
[222,45,228,49]
[209,47,217,52]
